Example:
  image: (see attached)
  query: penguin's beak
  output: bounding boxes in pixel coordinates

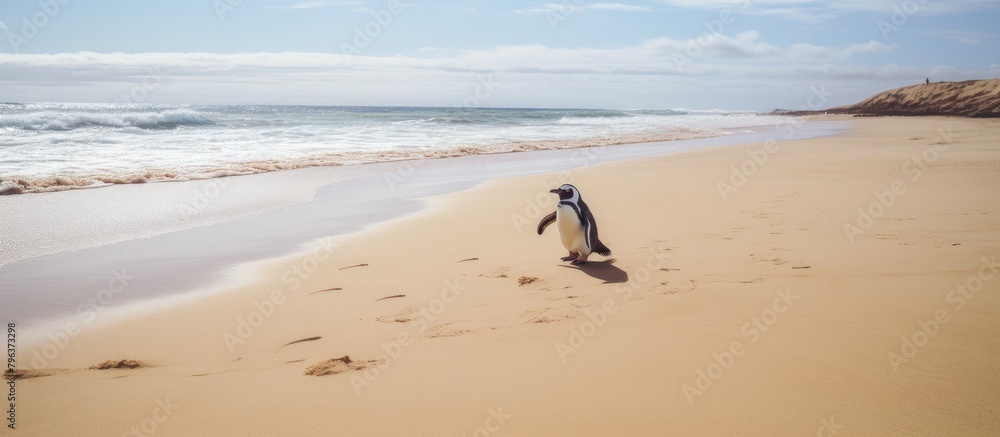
[549,189,560,194]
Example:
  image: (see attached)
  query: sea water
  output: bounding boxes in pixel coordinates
[1,103,789,194]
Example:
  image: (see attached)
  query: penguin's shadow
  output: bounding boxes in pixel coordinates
[558,259,628,284]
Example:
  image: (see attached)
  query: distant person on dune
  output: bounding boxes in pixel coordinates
[926,78,930,85]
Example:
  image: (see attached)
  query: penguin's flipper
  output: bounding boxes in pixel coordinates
[537,211,557,235]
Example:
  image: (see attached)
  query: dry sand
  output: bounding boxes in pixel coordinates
[6,116,1000,436]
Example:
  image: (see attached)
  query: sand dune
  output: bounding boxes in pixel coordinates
[828,78,1000,117]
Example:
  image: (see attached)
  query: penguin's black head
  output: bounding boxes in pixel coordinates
[549,184,579,201]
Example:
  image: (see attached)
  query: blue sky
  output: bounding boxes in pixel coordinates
[0,0,997,109]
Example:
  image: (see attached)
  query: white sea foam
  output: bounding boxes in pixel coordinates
[0,104,793,194]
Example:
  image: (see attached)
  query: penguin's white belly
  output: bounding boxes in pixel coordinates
[555,205,590,255]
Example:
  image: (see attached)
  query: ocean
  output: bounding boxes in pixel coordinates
[0,103,791,194]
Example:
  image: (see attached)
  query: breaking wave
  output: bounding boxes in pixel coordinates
[0,109,215,131]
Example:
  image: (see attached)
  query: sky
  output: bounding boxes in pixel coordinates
[0,0,998,110]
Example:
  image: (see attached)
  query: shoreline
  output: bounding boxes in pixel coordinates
[2,117,850,343]
[3,129,725,196]
[6,116,1000,435]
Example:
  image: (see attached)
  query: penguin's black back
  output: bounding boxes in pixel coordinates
[578,199,611,257]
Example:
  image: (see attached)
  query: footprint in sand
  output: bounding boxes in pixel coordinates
[307,287,342,296]
[376,306,419,324]
[479,267,509,279]
[422,322,471,338]
[304,355,385,376]
[339,263,369,271]
[750,253,788,265]
[375,294,406,301]
[90,359,150,370]
[658,279,697,295]
[279,337,322,349]
[545,294,582,302]
[518,276,540,286]
[4,368,68,380]
[520,306,582,324]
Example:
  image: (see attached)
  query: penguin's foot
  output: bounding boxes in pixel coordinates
[571,254,590,265]
[561,252,578,262]
[570,260,587,265]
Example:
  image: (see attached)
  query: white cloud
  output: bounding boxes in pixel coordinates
[515,2,650,14]
[643,31,779,58]
[0,37,983,109]
[588,3,651,11]
[788,40,893,60]
[0,20,8,32]
[0,38,904,101]
[644,31,892,61]
[657,0,1000,12]
[746,7,835,22]
[270,0,360,9]
[654,0,1000,21]
[514,4,558,15]
[924,31,993,45]
[0,34,895,79]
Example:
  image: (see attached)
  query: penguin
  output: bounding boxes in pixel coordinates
[536,184,612,264]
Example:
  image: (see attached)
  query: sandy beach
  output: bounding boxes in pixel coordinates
[6,116,1000,436]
